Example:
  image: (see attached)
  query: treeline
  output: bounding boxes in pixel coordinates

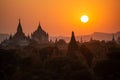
[0,43,120,80]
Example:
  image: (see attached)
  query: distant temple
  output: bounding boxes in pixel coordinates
[31,22,49,44]
[1,19,31,47]
[67,31,93,66]
[117,36,120,44]
[67,31,79,56]
[1,19,49,47]
[68,31,78,51]
[112,34,115,42]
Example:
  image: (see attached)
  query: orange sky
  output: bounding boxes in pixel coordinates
[0,0,120,36]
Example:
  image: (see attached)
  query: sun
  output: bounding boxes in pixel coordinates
[80,15,89,23]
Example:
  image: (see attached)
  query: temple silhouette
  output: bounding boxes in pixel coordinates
[31,22,49,44]
[0,19,120,80]
[1,19,49,47]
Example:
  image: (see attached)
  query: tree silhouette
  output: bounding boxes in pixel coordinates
[94,46,120,80]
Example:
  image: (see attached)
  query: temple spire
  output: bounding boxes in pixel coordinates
[37,21,42,30]
[112,34,115,42]
[17,18,23,33]
[90,37,93,42]
[67,31,79,57]
[70,31,76,42]
[68,31,78,51]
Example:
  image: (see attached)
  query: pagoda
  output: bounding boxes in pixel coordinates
[31,22,49,44]
[67,31,79,55]
[1,19,30,47]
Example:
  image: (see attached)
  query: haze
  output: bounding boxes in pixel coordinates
[0,0,120,36]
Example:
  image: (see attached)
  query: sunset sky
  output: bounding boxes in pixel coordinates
[0,0,120,36]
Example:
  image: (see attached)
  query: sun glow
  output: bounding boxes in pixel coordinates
[80,15,89,23]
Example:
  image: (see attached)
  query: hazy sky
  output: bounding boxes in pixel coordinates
[0,0,120,36]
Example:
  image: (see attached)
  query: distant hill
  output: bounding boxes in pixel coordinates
[91,32,113,41]
[50,31,120,42]
[85,32,120,41]
[0,34,9,43]
[1,32,120,43]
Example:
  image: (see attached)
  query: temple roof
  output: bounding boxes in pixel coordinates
[70,31,76,43]
[13,19,26,39]
[32,22,48,36]
[112,34,115,41]
[17,19,23,33]
[37,22,42,31]
[68,31,78,50]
